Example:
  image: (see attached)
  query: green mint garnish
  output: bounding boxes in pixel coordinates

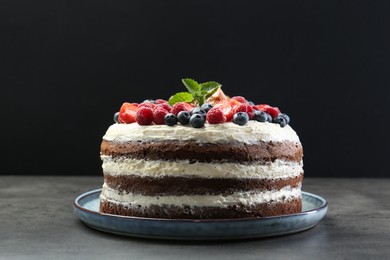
[168,78,221,106]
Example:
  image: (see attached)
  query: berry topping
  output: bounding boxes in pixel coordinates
[113,112,119,123]
[143,99,157,104]
[273,115,287,127]
[190,107,207,117]
[214,101,234,122]
[231,96,247,103]
[136,107,154,125]
[248,101,255,106]
[265,113,273,123]
[189,114,206,128]
[139,102,157,109]
[153,108,168,125]
[253,110,268,122]
[164,113,178,126]
[233,112,249,126]
[256,104,280,118]
[118,102,139,124]
[201,103,213,113]
[171,102,194,116]
[280,113,290,124]
[177,111,191,125]
[206,107,226,124]
[234,103,255,120]
[156,99,168,104]
[157,103,172,112]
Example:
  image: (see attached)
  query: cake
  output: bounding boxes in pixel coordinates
[99,79,303,219]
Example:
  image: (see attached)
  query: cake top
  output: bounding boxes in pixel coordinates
[111,78,292,129]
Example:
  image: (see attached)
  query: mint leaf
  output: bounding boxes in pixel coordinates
[200,81,221,92]
[182,78,201,95]
[168,92,194,106]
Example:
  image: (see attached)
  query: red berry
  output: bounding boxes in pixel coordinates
[262,106,280,118]
[136,107,154,125]
[153,108,168,125]
[139,102,157,109]
[156,99,168,104]
[118,103,139,124]
[234,103,255,119]
[206,107,226,124]
[214,101,234,122]
[231,96,248,103]
[171,102,194,116]
[157,103,171,112]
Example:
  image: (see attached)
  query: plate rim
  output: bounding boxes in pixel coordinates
[73,189,328,223]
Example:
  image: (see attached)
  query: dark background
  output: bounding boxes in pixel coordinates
[1,0,389,177]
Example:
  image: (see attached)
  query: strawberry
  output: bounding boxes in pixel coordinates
[206,107,226,124]
[234,103,255,120]
[228,98,242,110]
[136,107,154,125]
[214,101,234,122]
[139,102,157,109]
[171,102,194,116]
[155,99,168,104]
[118,102,139,124]
[153,108,168,125]
[157,103,171,112]
[231,96,248,103]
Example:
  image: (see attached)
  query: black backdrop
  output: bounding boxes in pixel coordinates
[1,0,389,177]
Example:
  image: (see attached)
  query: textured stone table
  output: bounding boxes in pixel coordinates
[1,177,389,259]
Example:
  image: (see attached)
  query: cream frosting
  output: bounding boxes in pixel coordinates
[100,184,302,208]
[101,156,303,179]
[103,121,300,144]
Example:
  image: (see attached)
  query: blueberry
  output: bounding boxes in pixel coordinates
[248,101,255,106]
[280,113,290,124]
[177,111,191,125]
[143,99,157,104]
[273,115,287,127]
[164,113,178,126]
[113,112,120,123]
[233,112,249,126]
[254,110,268,122]
[189,114,205,128]
[190,107,207,117]
[200,103,213,113]
[265,112,273,123]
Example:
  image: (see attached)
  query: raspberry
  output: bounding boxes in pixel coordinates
[206,107,226,124]
[234,103,255,119]
[136,107,154,125]
[214,101,234,122]
[258,105,280,118]
[231,96,247,103]
[118,103,139,124]
[171,102,194,116]
[153,108,168,125]
[139,102,157,109]
[157,103,171,112]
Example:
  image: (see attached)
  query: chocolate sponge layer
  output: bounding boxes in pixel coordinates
[101,140,303,163]
[100,198,302,219]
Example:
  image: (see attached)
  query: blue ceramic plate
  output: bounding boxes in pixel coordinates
[74,189,327,240]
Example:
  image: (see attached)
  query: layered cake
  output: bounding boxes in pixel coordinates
[100,79,303,219]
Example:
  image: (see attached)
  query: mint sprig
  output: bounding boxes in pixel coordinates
[168,78,221,106]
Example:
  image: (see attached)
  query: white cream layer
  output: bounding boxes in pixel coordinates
[101,156,303,179]
[103,121,300,144]
[100,184,302,208]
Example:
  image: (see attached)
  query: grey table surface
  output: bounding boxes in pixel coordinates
[0,177,389,260]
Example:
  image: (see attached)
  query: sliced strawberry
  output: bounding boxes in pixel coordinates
[171,102,194,116]
[214,101,234,122]
[231,96,248,103]
[205,87,228,105]
[228,98,242,110]
[206,107,226,124]
[118,102,139,124]
[234,103,255,119]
